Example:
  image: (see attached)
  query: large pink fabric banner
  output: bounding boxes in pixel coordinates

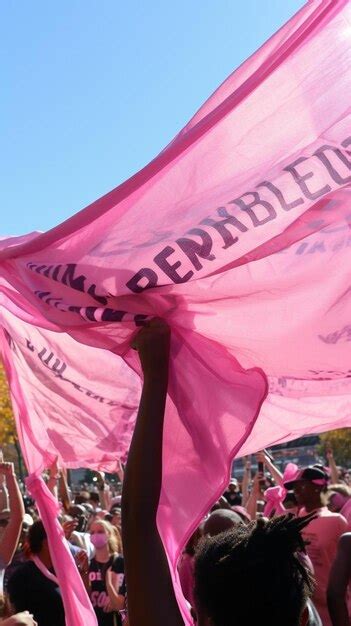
[1,1,351,624]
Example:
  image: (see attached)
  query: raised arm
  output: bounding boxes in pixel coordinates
[241,457,251,507]
[0,462,25,565]
[96,471,112,511]
[46,458,59,499]
[327,533,351,626]
[257,450,283,486]
[245,473,260,520]
[122,320,184,626]
[58,466,73,512]
[326,446,339,485]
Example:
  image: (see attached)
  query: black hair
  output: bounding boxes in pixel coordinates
[89,492,100,503]
[28,520,47,554]
[194,514,315,626]
[74,491,90,504]
[110,506,121,514]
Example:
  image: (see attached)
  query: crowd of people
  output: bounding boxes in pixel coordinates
[0,321,350,626]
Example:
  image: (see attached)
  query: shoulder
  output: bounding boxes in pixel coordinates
[111,554,124,573]
[320,509,348,525]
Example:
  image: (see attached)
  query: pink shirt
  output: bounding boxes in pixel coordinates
[300,507,348,626]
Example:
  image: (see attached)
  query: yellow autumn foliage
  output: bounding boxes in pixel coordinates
[0,362,17,446]
[319,428,351,467]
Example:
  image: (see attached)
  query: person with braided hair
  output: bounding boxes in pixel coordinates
[194,513,321,626]
[122,319,322,626]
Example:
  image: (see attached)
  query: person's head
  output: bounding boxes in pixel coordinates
[284,466,328,509]
[327,483,351,512]
[228,479,239,493]
[203,509,243,537]
[231,505,251,524]
[110,507,122,530]
[340,470,350,485]
[89,492,100,510]
[68,505,88,532]
[193,514,314,626]
[90,519,122,554]
[74,491,90,505]
[27,520,52,565]
[81,503,95,516]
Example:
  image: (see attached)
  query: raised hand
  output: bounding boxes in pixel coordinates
[132,318,170,379]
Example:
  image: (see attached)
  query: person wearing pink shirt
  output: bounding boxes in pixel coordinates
[285,467,348,626]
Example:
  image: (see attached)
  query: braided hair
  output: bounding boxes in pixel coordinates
[194,513,315,626]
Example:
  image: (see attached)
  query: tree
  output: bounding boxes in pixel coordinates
[319,429,351,467]
[0,363,16,446]
[0,363,24,480]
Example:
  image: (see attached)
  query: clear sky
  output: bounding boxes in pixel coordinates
[1,0,305,236]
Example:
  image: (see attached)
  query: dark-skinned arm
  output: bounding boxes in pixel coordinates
[327,533,351,626]
[58,466,72,512]
[122,320,184,626]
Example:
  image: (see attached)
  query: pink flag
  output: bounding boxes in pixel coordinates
[1,1,351,624]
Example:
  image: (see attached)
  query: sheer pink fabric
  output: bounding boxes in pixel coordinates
[1,2,351,624]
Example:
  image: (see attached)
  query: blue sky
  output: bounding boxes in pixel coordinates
[1,0,305,236]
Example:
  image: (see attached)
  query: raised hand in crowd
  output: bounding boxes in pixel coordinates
[95,471,112,511]
[256,449,283,485]
[122,319,183,626]
[0,462,25,566]
[58,467,73,512]
[46,459,60,499]
[245,471,263,521]
[241,456,251,506]
[325,445,339,485]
